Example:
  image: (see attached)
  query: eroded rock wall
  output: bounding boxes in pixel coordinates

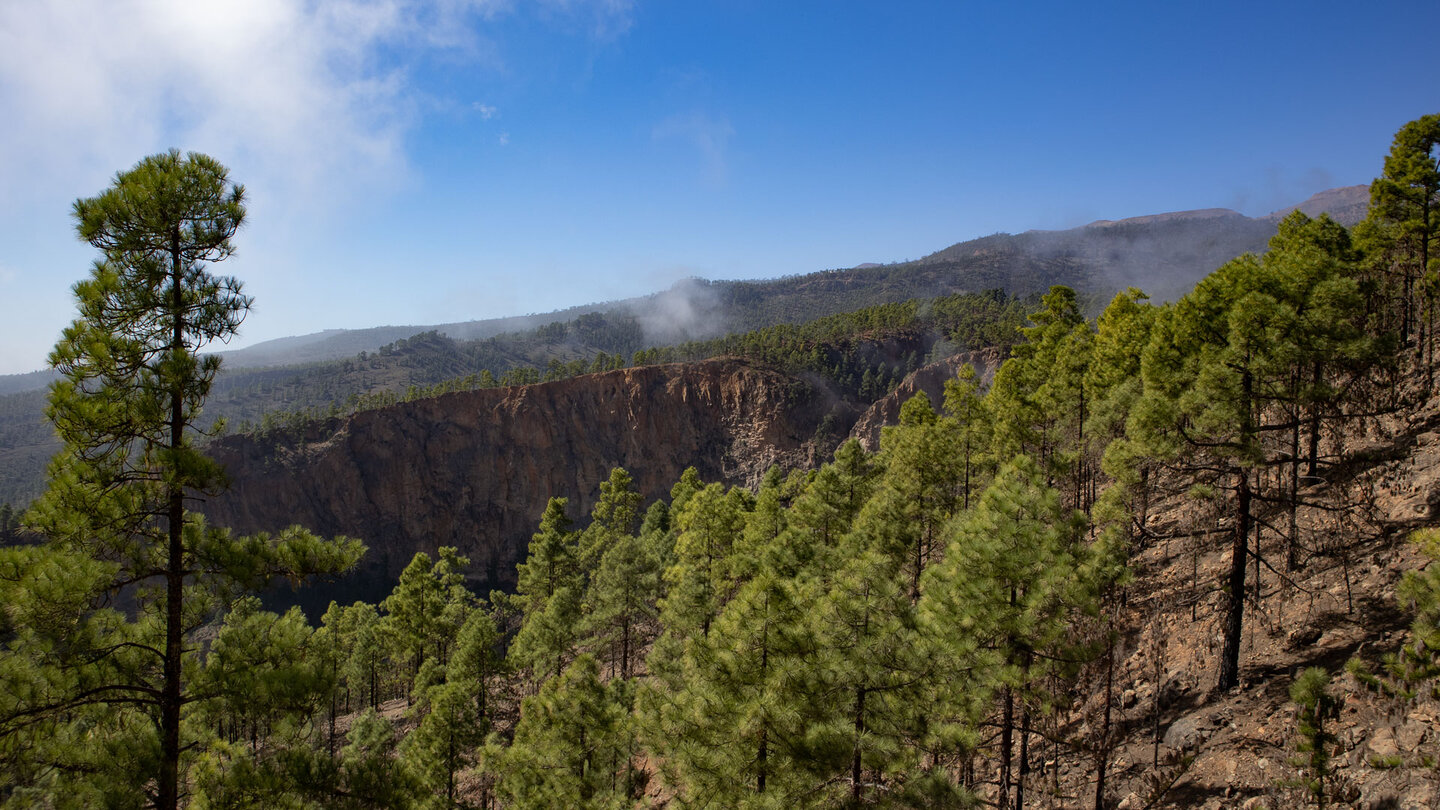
[204,358,829,612]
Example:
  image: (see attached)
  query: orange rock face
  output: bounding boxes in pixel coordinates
[204,358,833,612]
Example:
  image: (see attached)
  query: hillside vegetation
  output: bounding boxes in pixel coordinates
[0,117,1434,809]
[0,186,1368,511]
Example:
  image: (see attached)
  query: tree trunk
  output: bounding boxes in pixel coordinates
[1017,706,1031,809]
[1307,362,1323,479]
[999,685,1014,809]
[852,686,867,802]
[758,611,769,795]
[1095,637,1114,810]
[1219,466,1251,691]
[158,233,187,810]
[1287,393,1301,572]
[620,615,631,680]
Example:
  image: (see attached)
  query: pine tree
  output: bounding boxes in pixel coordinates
[1348,529,1440,700]
[867,392,962,602]
[659,483,751,640]
[515,498,581,616]
[340,602,389,711]
[327,710,420,809]
[989,285,1087,474]
[578,468,643,576]
[189,597,338,807]
[382,547,472,693]
[510,584,584,683]
[1289,667,1341,809]
[583,532,663,680]
[400,607,503,807]
[942,363,993,511]
[808,542,962,806]
[494,655,630,809]
[1129,212,1378,690]
[512,500,585,683]
[921,455,1097,809]
[1087,288,1157,487]
[1356,114,1440,353]
[5,152,362,808]
[781,440,877,582]
[647,572,816,808]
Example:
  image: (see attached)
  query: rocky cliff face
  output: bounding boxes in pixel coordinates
[849,347,1004,451]
[204,358,833,613]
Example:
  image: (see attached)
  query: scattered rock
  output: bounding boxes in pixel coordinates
[1396,718,1427,752]
[1158,677,1188,708]
[1163,715,1207,750]
[1285,626,1323,650]
[1367,727,1400,761]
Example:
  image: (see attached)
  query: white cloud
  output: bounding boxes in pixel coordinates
[474,103,500,119]
[0,0,535,219]
[654,111,735,185]
[498,132,511,146]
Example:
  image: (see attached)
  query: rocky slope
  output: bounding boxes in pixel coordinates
[1051,378,1440,809]
[198,332,1440,808]
[204,358,841,613]
[850,346,1005,451]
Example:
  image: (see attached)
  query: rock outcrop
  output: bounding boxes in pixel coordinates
[204,358,832,613]
[849,347,1004,451]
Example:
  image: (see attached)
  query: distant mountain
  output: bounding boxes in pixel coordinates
[0,369,56,397]
[210,186,1372,370]
[0,186,1374,508]
[2,186,1374,387]
[218,309,618,369]
[1264,184,1370,224]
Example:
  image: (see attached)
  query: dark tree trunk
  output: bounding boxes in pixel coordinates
[1017,706,1031,809]
[1095,637,1114,810]
[158,233,186,810]
[1219,467,1251,691]
[1307,362,1323,479]
[852,686,867,802]
[1288,411,1301,572]
[999,685,1014,809]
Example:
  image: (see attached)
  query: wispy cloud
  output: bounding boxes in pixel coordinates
[0,0,628,216]
[536,0,636,40]
[653,111,735,185]
[1228,166,1339,217]
[473,102,500,119]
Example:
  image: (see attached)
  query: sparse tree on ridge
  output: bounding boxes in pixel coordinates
[1357,114,1440,358]
[1128,211,1379,690]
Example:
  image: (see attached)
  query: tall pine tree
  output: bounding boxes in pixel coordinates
[6,152,362,809]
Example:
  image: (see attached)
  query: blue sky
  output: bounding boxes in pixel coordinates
[1,0,1437,374]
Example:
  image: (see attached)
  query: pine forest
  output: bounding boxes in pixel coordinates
[2,116,1440,809]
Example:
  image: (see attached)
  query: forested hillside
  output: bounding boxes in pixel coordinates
[0,118,1435,810]
[0,290,1031,509]
[0,186,1369,512]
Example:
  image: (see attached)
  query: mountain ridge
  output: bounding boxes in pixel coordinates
[0,185,1371,387]
[205,185,1377,370]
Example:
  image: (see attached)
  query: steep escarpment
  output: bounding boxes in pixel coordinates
[849,346,1005,451]
[204,358,836,613]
